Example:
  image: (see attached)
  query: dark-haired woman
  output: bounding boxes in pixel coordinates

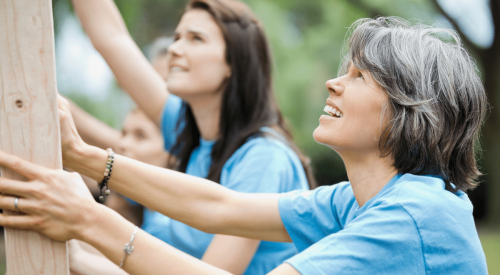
[0,14,488,275]
[64,0,313,274]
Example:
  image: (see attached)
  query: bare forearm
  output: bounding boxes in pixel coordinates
[65,145,290,242]
[202,235,260,275]
[78,204,231,275]
[71,243,130,275]
[71,0,168,124]
[71,0,128,48]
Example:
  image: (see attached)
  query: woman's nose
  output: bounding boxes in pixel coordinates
[168,40,183,57]
[325,78,344,96]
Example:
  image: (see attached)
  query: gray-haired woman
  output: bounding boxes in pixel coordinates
[0,17,488,274]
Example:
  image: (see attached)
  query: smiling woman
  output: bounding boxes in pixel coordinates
[0,15,489,275]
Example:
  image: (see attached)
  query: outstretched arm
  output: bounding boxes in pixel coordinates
[0,153,299,275]
[71,0,168,124]
[57,96,290,243]
[67,145,290,243]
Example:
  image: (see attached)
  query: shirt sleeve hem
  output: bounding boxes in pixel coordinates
[278,192,301,249]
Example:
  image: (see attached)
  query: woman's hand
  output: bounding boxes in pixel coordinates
[57,95,91,167]
[0,150,98,242]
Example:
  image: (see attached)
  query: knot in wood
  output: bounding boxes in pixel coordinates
[15,100,23,108]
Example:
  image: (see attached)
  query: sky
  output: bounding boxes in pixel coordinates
[438,0,494,48]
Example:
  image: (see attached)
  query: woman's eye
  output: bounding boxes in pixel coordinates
[358,73,364,79]
[193,35,203,42]
[135,131,146,140]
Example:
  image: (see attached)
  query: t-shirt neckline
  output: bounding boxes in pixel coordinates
[353,173,403,217]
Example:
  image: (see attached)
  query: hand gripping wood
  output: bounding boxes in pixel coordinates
[0,0,69,273]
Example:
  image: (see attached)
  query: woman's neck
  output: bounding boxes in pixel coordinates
[186,93,222,141]
[340,150,398,207]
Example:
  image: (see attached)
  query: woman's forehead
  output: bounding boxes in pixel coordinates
[176,9,220,35]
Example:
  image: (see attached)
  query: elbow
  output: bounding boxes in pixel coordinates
[91,38,113,54]
[193,195,233,235]
[195,206,227,235]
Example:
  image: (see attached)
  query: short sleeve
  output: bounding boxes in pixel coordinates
[285,203,426,275]
[219,138,308,194]
[160,94,184,152]
[278,183,356,252]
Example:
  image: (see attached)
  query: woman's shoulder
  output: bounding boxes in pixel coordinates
[391,174,473,214]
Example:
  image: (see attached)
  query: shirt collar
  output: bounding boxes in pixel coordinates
[353,173,403,217]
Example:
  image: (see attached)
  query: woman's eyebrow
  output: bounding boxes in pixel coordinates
[172,28,209,38]
[186,27,209,38]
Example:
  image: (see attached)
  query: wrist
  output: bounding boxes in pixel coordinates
[63,144,108,181]
[75,203,136,266]
[73,202,107,243]
[63,140,91,170]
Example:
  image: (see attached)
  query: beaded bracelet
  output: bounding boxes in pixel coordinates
[98,148,115,202]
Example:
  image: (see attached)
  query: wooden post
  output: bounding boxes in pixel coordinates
[0,0,69,273]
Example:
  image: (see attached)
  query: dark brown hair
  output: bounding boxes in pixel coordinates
[170,0,316,188]
[340,17,488,192]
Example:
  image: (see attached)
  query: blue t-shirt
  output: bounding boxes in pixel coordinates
[279,173,488,275]
[143,94,309,274]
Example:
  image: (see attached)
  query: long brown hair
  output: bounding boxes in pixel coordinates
[170,0,316,189]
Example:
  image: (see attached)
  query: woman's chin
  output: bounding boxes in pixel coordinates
[313,127,331,147]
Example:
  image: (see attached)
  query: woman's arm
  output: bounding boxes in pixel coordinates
[66,144,290,243]
[0,151,300,275]
[69,240,130,275]
[71,0,168,124]
[58,95,290,243]
[202,235,260,275]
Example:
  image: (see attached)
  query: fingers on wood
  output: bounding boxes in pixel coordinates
[0,178,36,198]
[0,213,36,230]
[0,152,48,180]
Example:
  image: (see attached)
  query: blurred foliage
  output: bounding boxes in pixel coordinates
[479,231,500,274]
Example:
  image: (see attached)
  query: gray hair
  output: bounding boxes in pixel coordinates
[340,17,487,192]
[147,36,174,62]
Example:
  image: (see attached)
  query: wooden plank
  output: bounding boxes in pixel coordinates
[0,0,69,274]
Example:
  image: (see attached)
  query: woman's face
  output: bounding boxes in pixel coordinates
[116,111,169,167]
[313,64,389,155]
[167,9,231,100]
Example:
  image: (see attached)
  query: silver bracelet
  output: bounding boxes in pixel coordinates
[119,226,139,269]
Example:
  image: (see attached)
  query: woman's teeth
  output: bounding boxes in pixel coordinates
[323,105,343,118]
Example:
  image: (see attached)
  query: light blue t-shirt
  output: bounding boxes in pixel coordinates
[143,94,309,274]
[278,173,488,275]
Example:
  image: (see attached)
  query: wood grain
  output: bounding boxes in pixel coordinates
[0,0,69,273]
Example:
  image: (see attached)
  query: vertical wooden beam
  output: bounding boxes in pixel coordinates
[0,0,69,274]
